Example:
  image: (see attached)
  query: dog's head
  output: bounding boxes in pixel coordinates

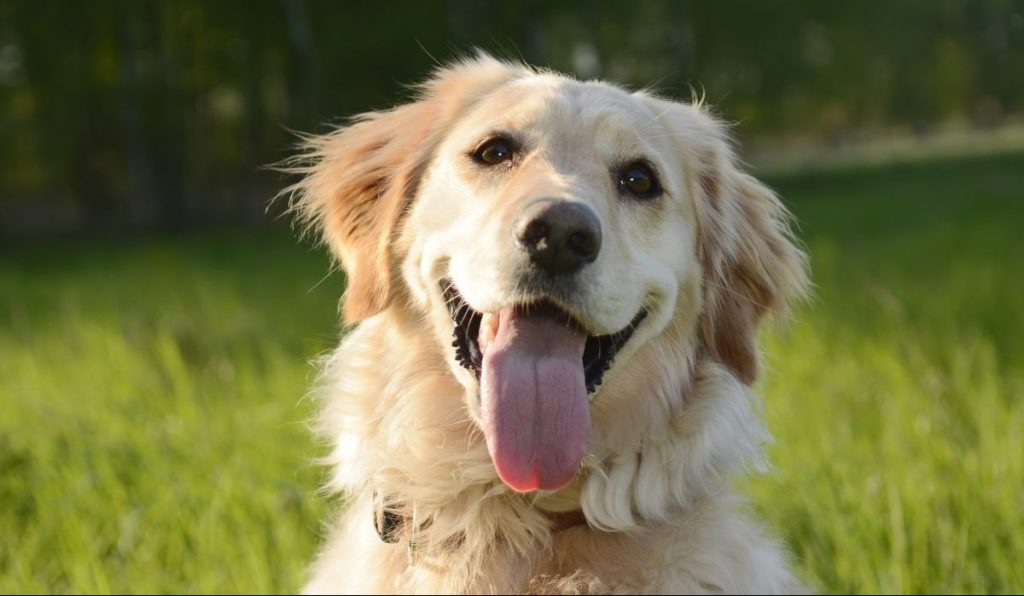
[288,55,808,494]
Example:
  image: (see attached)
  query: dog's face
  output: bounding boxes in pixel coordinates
[288,56,807,494]
[410,73,695,336]
[404,75,702,492]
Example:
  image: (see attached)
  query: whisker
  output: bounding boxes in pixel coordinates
[307,262,341,295]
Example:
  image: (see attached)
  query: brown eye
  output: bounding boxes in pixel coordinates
[473,137,515,166]
[618,161,661,199]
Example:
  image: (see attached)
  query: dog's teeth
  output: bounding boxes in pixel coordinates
[479,312,498,354]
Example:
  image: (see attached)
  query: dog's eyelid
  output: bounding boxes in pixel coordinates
[470,130,522,153]
[616,155,659,173]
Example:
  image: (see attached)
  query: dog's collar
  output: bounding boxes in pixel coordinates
[545,508,589,533]
[373,493,588,545]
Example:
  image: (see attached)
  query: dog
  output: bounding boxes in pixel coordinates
[284,53,811,594]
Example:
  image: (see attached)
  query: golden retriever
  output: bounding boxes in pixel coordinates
[284,53,811,594]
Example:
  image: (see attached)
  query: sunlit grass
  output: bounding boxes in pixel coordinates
[0,233,339,593]
[751,152,1024,593]
[2,152,1023,593]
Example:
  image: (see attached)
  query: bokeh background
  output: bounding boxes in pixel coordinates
[2,1,1023,593]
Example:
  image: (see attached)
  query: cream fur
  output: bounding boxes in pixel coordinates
[286,54,811,594]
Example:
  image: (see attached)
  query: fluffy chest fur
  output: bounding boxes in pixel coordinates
[302,314,804,594]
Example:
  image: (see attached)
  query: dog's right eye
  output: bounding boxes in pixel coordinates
[472,137,515,166]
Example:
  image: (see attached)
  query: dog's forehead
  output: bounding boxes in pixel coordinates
[460,74,668,154]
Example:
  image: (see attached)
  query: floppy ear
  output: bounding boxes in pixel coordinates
[690,111,810,384]
[282,55,527,321]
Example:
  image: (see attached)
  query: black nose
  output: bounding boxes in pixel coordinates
[514,200,602,275]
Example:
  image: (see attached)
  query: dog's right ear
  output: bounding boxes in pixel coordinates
[281,55,527,322]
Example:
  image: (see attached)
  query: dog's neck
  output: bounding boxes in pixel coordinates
[372,492,589,546]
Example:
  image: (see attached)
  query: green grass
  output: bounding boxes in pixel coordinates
[751,152,1024,593]
[3,151,1024,593]
[0,232,339,593]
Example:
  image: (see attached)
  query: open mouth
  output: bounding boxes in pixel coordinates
[443,282,646,394]
[442,279,646,492]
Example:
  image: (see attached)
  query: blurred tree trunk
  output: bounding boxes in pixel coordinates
[66,6,119,231]
[242,43,267,223]
[118,4,159,228]
[283,0,318,124]
[71,121,117,231]
[147,0,188,231]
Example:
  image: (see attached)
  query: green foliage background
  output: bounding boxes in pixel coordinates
[2,0,1024,233]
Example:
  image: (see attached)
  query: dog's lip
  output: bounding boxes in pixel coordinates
[441,279,647,393]
[441,281,613,338]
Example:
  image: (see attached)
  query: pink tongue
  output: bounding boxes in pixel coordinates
[480,307,589,493]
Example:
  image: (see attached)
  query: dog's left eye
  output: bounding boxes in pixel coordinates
[617,161,662,200]
[473,137,515,166]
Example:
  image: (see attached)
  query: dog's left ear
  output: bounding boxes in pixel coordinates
[688,110,811,384]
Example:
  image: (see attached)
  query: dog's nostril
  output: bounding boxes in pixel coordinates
[518,219,550,250]
[568,230,598,260]
[514,200,602,276]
